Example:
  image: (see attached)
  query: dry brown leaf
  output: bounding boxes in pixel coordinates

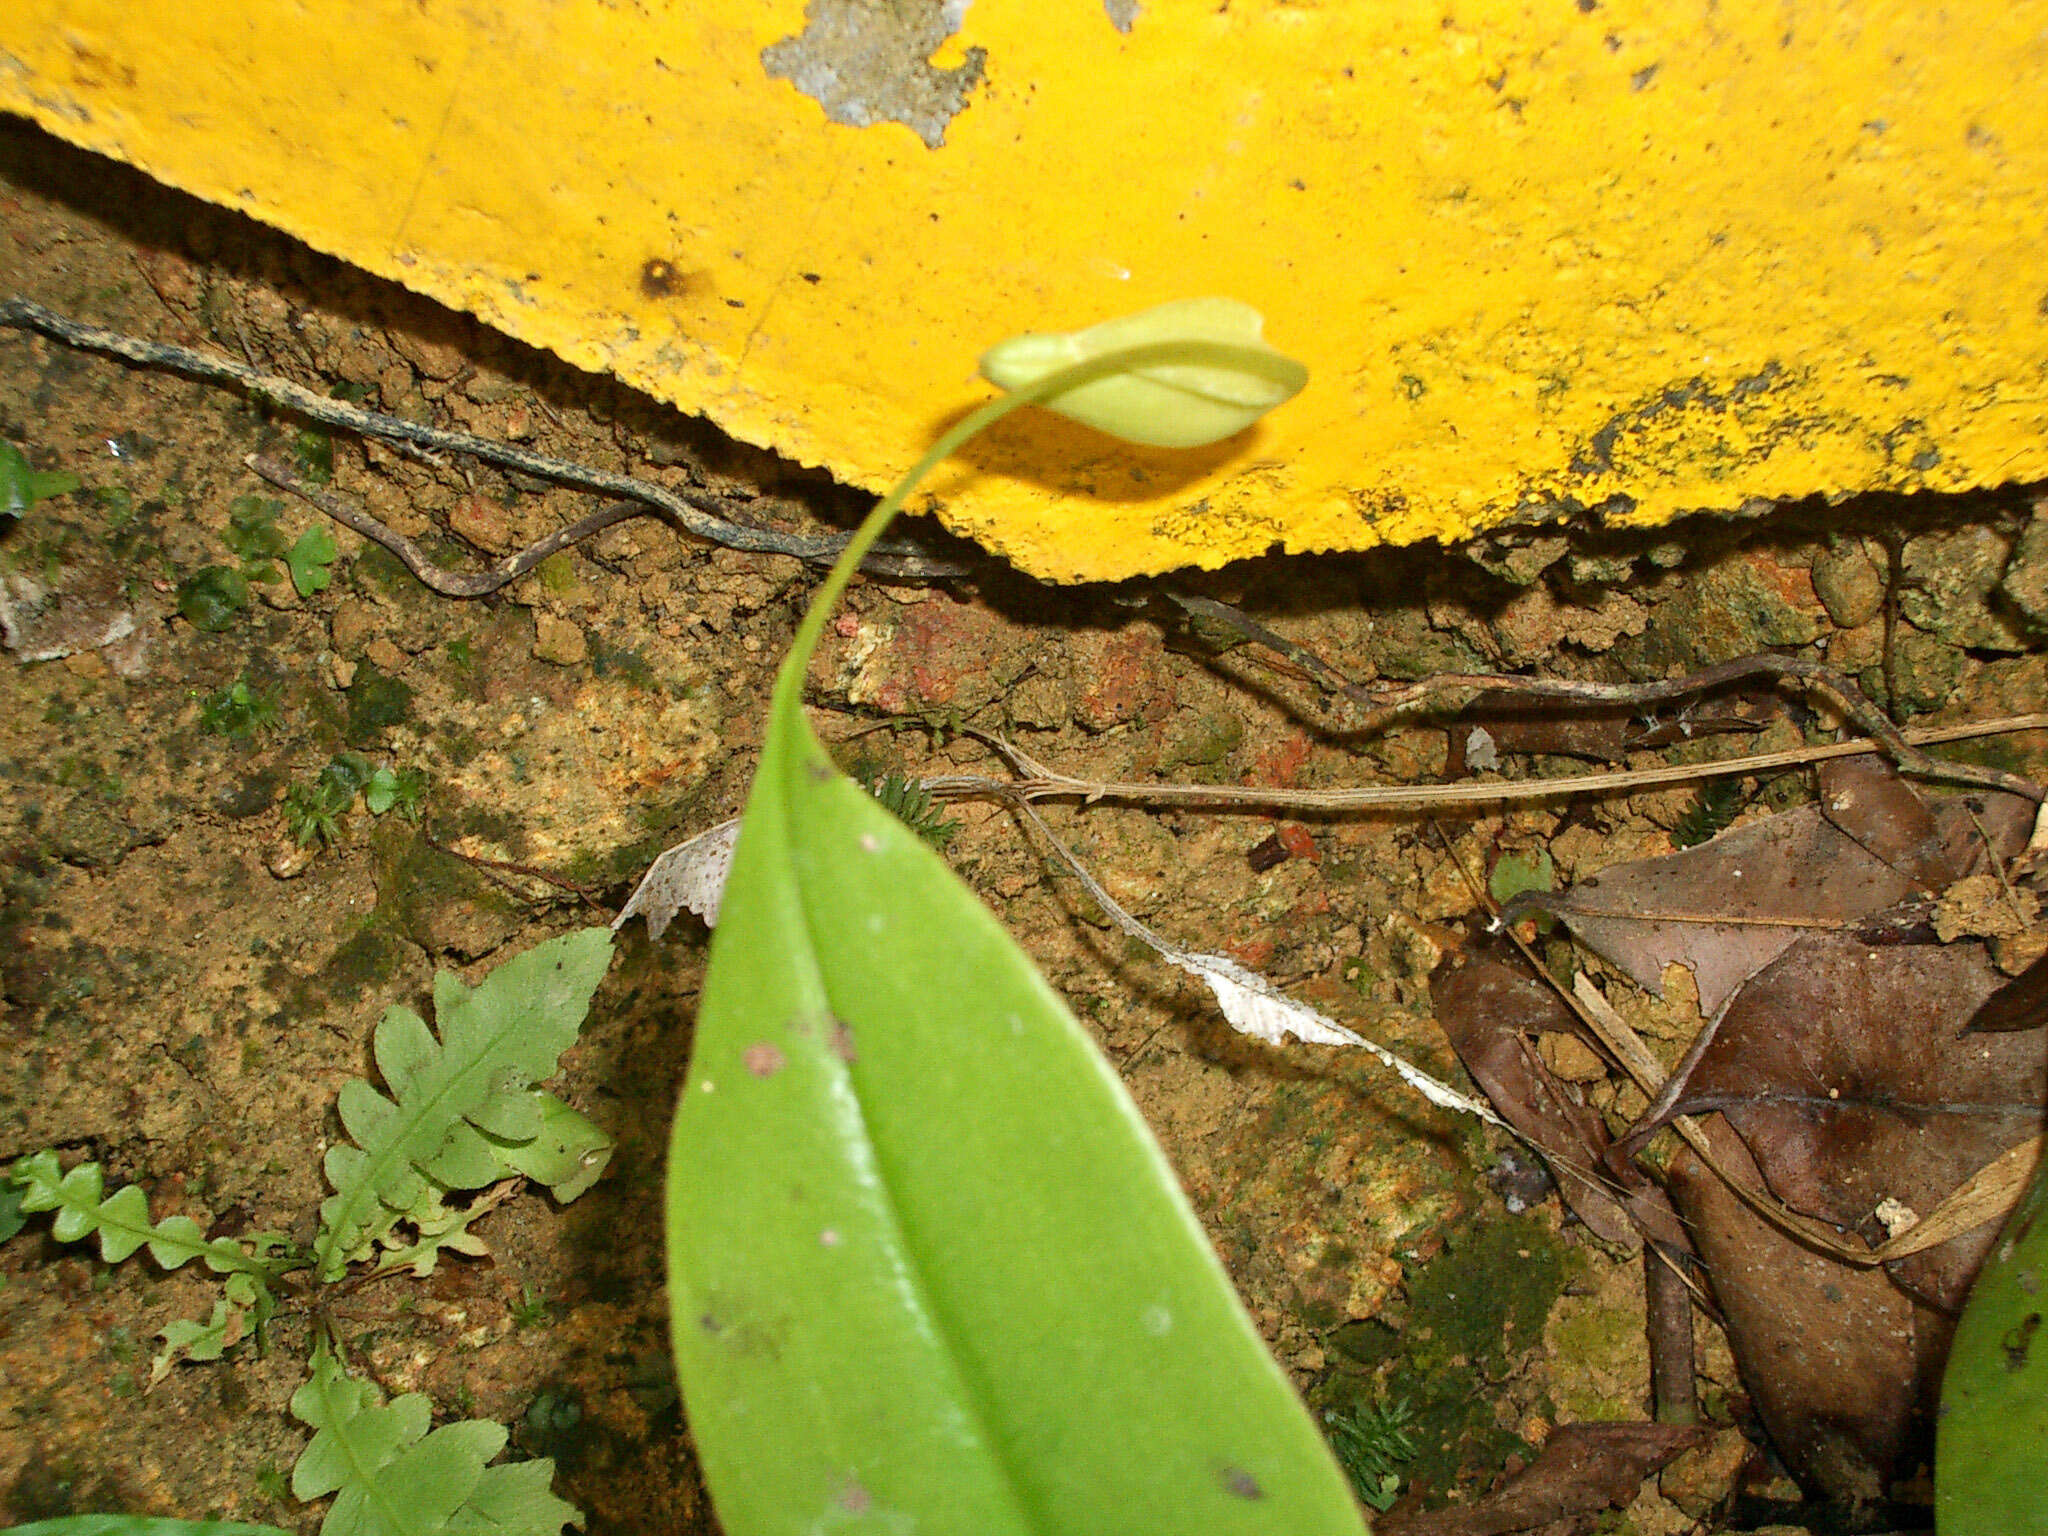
[1665,932,2046,1288]
[1432,944,1640,1248]
[1462,760,2048,1507]
[1815,754,1959,890]
[1446,694,1637,766]
[1657,929,2048,1500]
[1377,1421,1713,1536]
[1518,774,2033,1015]
[1967,948,2048,1032]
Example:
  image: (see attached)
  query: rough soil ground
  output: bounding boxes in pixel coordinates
[1,115,2043,1535]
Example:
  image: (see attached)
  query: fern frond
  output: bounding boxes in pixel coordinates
[7,1151,297,1383]
[152,1266,283,1384]
[1323,1396,1418,1513]
[9,1150,295,1280]
[1672,776,1748,848]
[291,1342,578,1536]
[865,770,959,850]
[491,1091,614,1202]
[314,929,614,1280]
[0,1170,28,1243]
[365,1092,612,1280]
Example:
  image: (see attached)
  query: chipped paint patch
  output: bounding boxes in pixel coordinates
[763,0,985,150]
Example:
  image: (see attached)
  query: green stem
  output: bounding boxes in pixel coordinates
[770,336,1291,721]
[770,390,1020,722]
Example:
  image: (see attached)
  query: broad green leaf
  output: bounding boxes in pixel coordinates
[0,440,33,516]
[0,440,81,517]
[1487,848,1555,909]
[7,1521,291,1536]
[978,297,1308,448]
[667,699,1369,1534]
[315,927,614,1279]
[667,302,1343,1535]
[1936,1147,2048,1534]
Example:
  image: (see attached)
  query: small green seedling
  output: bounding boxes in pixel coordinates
[1672,776,1748,848]
[221,492,339,597]
[284,755,429,846]
[95,485,137,527]
[862,769,959,850]
[364,764,428,819]
[2,928,617,1536]
[0,439,82,518]
[1322,1398,1419,1513]
[283,778,347,847]
[287,525,339,596]
[294,427,335,485]
[224,494,291,569]
[176,566,250,631]
[667,299,1370,1536]
[1487,848,1555,909]
[510,1284,552,1330]
[199,679,281,740]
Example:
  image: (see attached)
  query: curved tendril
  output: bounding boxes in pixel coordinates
[772,336,1298,722]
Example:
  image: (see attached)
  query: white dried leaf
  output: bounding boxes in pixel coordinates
[1001,794,1510,1130]
[614,817,741,939]
[1175,949,1366,1048]
[1178,948,1504,1124]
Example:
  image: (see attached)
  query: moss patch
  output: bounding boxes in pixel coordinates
[299,916,413,1012]
[372,821,525,960]
[346,662,416,744]
[1326,1211,1575,1501]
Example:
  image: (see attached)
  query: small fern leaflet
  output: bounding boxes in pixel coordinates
[7,1150,298,1383]
[152,1266,285,1384]
[291,1342,577,1536]
[364,1091,615,1279]
[10,1151,294,1277]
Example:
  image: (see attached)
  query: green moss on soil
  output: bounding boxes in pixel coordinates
[1326,1211,1576,1502]
[302,916,412,1011]
[346,663,416,743]
[371,821,524,955]
[350,542,415,601]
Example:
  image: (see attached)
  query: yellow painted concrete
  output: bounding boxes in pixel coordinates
[4,2,2046,581]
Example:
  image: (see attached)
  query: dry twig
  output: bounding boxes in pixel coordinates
[1,295,968,584]
[943,713,2047,813]
[1166,592,2042,802]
